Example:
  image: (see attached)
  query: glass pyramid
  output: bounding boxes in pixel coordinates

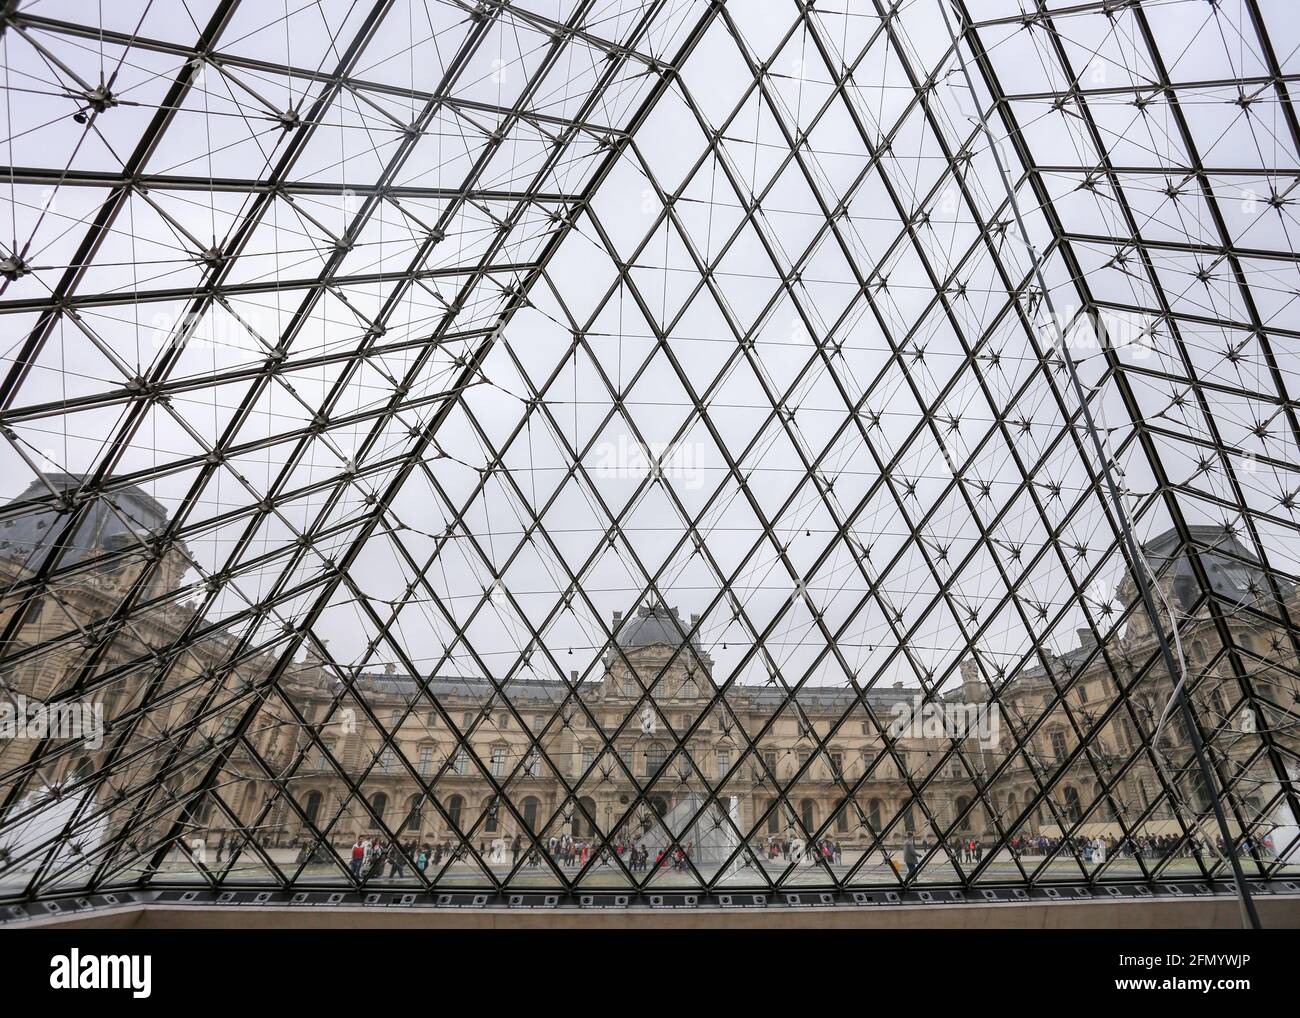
[0,0,1298,904]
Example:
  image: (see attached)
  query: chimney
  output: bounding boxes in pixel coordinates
[384,662,396,675]
[613,610,623,625]
[691,613,700,626]
[893,680,904,690]
[570,670,578,682]
[1077,627,1097,649]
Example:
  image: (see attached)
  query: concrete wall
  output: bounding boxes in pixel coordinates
[15,894,1300,929]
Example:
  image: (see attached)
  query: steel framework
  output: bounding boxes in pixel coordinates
[0,0,1299,910]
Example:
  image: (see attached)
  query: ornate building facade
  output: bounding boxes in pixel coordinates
[2,476,1297,884]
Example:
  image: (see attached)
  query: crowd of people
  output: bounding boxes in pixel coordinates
[759,836,846,865]
[336,833,698,879]
[1004,832,1276,862]
[946,837,985,863]
[309,826,1281,882]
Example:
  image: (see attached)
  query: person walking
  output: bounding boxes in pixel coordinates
[903,835,919,878]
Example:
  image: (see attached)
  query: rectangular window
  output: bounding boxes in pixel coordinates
[717,749,730,779]
[490,746,507,778]
[418,746,433,777]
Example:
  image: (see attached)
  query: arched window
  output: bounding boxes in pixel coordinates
[403,793,424,831]
[834,803,849,833]
[799,798,816,831]
[1210,688,1227,720]
[482,796,499,833]
[304,790,323,826]
[1063,785,1082,824]
[649,795,669,818]
[765,799,779,835]
[447,794,464,829]
[645,742,667,777]
[369,792,388,825]
[577,796,598,837]
[903,806,916,833]
[522,795,541,831]
[956,795,972,832]
[1189,769,1211,811]
[868,798,883,831]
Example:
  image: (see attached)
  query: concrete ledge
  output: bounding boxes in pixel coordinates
[11,894,1300,929]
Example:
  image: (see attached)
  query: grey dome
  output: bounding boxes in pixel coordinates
[614,603,702,651]
[0,474,169,568]
[1141,525,1288,605]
